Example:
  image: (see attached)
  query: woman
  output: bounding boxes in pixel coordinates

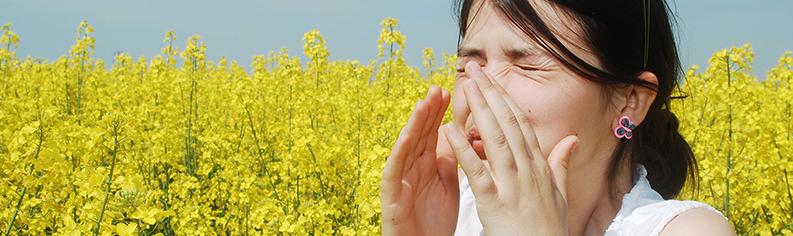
[381,0,735,235]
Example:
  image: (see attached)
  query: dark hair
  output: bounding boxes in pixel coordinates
[453,0,697,199]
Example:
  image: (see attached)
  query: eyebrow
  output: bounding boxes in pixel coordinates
[457,45,542,60]
[457,46,484,59]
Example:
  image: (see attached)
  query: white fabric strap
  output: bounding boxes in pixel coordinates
[454,165,726,236]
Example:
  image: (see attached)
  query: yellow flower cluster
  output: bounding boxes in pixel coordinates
[0,19,789,235]
[674,44,793,235]
[376,18,406,61]
[1,23,20,61]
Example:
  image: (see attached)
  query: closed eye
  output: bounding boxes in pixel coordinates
[456,64,486,73]
[516,65,540,71]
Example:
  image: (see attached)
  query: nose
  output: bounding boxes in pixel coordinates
[471,63,508,85]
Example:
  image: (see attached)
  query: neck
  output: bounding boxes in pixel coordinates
[566,145,634,236]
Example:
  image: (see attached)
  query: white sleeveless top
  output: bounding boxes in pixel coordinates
[454,165,726,236]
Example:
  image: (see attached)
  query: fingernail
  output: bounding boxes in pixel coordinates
[445,124,459,136]
[444,124,454,133]
[427,85,435,97]
[570,137,580,153]
[466,61,481,77]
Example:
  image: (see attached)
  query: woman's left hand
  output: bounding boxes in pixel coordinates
[444,61,579,235]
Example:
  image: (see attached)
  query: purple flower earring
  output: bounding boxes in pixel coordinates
[614,115,637,140]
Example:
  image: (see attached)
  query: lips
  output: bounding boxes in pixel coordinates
[467,127,487,159]
[468,128,481,141]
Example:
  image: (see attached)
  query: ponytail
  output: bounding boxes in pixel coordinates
[611,106,698,200]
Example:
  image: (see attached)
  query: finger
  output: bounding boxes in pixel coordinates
[466,62,529,169]
[385,100,425,181]
[416,89,451,185]
[382,100,428,203]
[418,89,452,182]
[435,122,455,159]
[424,88,451,154]
[444,124,497,201]
[414,86,441,156]
[491,80,547,175]
[436,154,460,195]
[406,86,441,175]
[500,94,543,160]
[435,122,460,194]
[547,135,579,201]
[463,67,516,182]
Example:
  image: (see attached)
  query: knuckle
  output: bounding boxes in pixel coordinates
[542,163,552,177]
[487,133,508,146]
[480,180,497,195]
[504,113,520,127]
[528,170,542,188]
[480,80,497,93]
[472,164,490,180]
[536,163,552,181]
[504,159,518,172]
[457,140,474,153]
[553,157,569,170]
[493,133,506,146]
[517,113,531,125]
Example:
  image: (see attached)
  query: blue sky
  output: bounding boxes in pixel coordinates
[1,0,790,78]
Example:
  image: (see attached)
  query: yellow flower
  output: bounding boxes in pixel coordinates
[0,19,790,235]
[114,222,137,236]
[131,208,163,225]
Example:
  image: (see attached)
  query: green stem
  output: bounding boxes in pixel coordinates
[244,106,283,209]
[94,120,121,235]
[724,53,732,220]
[4,187,26,236]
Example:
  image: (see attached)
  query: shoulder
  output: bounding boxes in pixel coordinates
[658,204,735,236]
[606,199,735,236]
[607,165,735,235]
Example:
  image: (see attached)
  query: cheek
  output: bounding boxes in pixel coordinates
[502,77,602,157]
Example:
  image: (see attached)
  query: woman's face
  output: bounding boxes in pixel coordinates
[452,0,619,164]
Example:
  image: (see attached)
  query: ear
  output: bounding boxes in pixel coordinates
[617,71,658,127]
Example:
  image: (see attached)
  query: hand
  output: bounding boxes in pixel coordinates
[443,61,579,235]
[381,86,458,236]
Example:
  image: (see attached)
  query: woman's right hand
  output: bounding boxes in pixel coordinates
[381,85,459,236]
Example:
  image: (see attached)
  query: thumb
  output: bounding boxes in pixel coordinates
[436,123,456,159]
[547,135,579,201]
[436,154,460,194]
[437,124,460,191]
